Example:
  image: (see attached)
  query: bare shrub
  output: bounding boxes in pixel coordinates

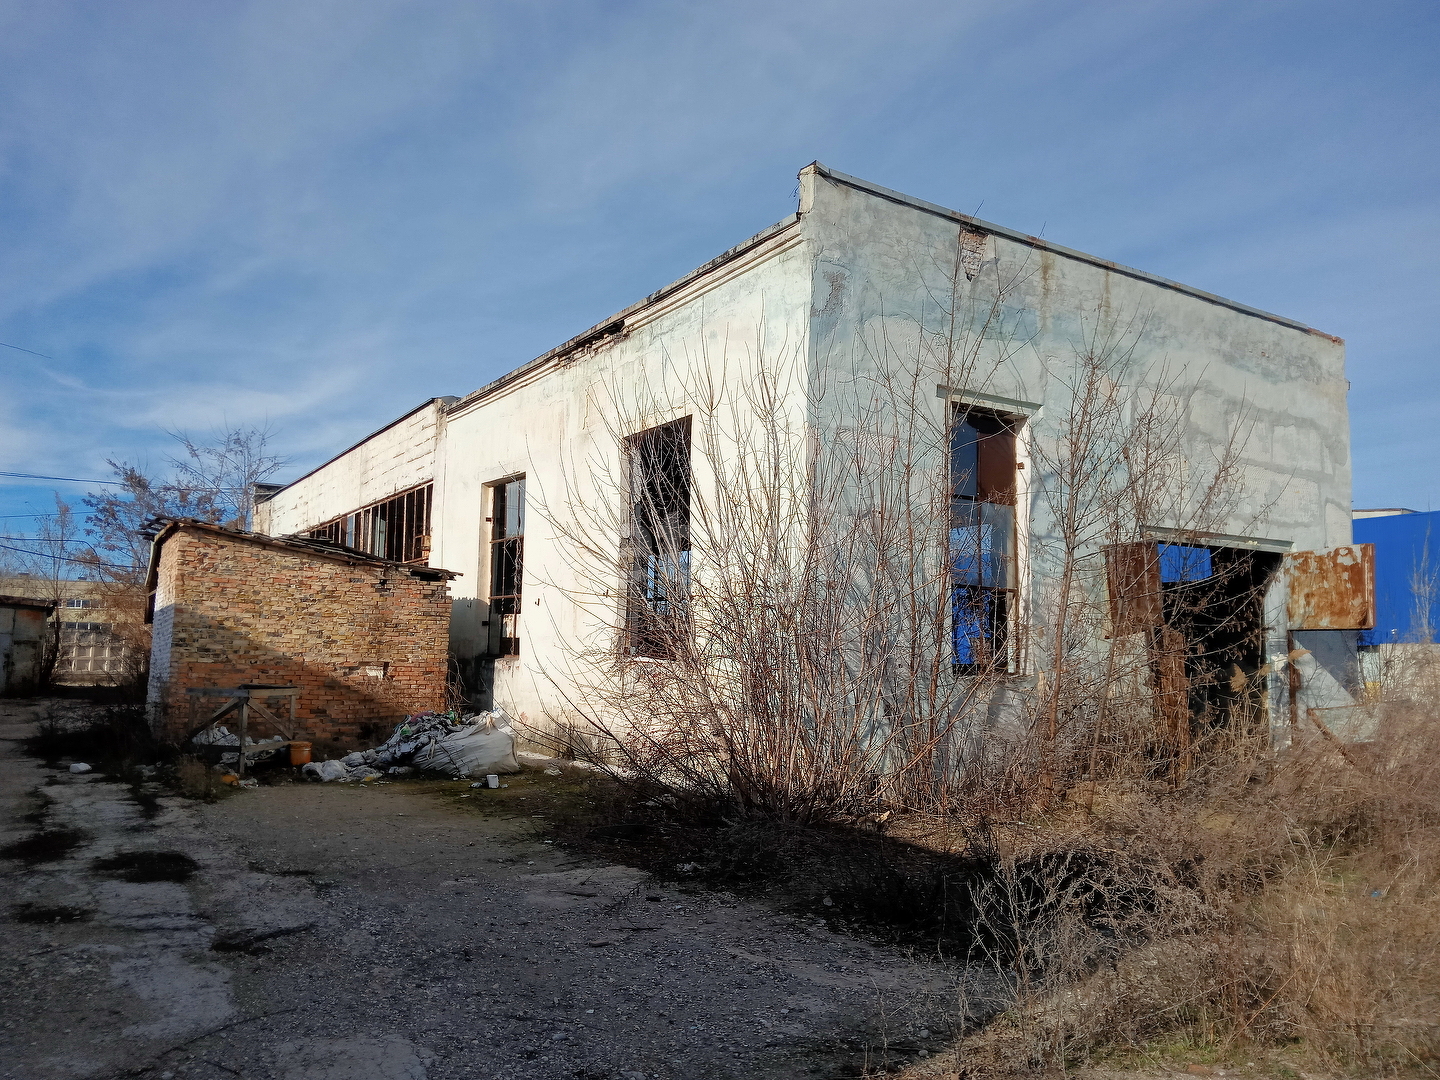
[534,245,1435,1071]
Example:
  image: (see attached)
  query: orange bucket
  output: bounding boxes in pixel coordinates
[289,741,313,766]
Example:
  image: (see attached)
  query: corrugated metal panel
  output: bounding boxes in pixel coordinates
[1285,545,1375,630]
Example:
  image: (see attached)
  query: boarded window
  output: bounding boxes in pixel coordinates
[487,477,525,656]
[951,407,1018,669]
[1105,541,1163,636]
[1285,544,1375,630]
[624,417,692,658]
[308,483,432,564]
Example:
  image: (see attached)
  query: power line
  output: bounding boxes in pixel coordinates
[0,535,97,544]
[0,540,132,571]
[0,470,126,486]
[0,341,57,361]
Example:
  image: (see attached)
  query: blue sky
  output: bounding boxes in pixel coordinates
[1,0,1437,539]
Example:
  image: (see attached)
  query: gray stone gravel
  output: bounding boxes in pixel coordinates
[0,700,961,1080]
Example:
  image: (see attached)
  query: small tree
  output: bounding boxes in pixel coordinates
[81,423,287,586]
[74,424,288,690]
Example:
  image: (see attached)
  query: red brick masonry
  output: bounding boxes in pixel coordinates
[145,520,457,744]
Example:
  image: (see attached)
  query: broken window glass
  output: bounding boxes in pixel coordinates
[624,417,692,658]
[950,407,1018,671]
[488,477,525,656]
[307,483,432,564]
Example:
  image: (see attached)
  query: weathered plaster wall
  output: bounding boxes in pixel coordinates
[256,398,450,537]
[434,220,812,732]
[251,219,812,734]
[797,165,1353,717]
[797,166,1350,562]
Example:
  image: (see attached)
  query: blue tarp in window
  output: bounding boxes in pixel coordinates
[950,502,1012,587]
[1158,543,1212,583]
[952,585,993,666]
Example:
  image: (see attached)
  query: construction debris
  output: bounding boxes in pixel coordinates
[301,709,520,782]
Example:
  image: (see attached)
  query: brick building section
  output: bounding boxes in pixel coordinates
[146,520,458,744]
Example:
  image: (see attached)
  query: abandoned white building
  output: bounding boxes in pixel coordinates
[253,163,1364,749]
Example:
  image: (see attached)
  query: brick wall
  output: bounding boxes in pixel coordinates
[147,526,453,744]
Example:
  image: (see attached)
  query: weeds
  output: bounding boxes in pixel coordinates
[532,265,1435,1073]
[24,702,152,766]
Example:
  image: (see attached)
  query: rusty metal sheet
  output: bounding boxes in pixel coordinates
[1285,544,1375,630]
[1105,542,1163,636]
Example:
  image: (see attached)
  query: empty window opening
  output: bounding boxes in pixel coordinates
[950,407,1018,671]
[487,477,525,657]
[624,417,692,659]
[308,483,432,564]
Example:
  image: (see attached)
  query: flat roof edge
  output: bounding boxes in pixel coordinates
[447,215,802,418]
[263,396,459,499]
[809,163,1343,344]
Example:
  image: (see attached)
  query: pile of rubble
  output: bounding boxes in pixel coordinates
[300,709,520,783]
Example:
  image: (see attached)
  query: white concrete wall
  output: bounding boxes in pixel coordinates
[252,164,1354,742]
[797,165,1352,721]
[798,166,1350,562]
[434,220,811,731]
[256,398,449,537]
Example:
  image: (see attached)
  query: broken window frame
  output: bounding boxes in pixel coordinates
[307,482,433,564]
[486,476,525,657]
[622,416,692,660]
[950,405,1019,672]
[1105,537,1283,770]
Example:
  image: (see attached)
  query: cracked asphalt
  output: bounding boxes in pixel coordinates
[0,699,961,1080]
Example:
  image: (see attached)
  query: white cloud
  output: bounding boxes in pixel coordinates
[0,0,1435,511]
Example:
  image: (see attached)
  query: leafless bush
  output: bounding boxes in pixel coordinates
[535,235,1037,822]
[535,243,1435,1070]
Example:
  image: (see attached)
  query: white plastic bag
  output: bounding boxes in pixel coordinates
[412,721,519,776]
[302,760,348,782]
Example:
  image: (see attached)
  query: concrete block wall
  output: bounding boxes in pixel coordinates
[147,527,452,744]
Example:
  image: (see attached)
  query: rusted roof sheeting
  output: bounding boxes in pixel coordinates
[1285,544,1375,630]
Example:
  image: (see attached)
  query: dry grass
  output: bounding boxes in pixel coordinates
[533,256,1437,1074]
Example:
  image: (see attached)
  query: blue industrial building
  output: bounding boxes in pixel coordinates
[1352,510,1440,646]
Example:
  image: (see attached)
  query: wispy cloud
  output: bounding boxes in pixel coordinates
[0,0,1436,514]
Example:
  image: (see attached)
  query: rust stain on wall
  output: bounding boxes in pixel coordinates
[1285,544,1375,630]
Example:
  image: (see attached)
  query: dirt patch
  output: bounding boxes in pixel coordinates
[0,826,89,864]
[210,922,315,954]
[92,850,199,882]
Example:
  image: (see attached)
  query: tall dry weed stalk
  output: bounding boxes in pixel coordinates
[534,239,1436,1070]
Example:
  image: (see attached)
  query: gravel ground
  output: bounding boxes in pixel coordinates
[0,699,964,1080]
